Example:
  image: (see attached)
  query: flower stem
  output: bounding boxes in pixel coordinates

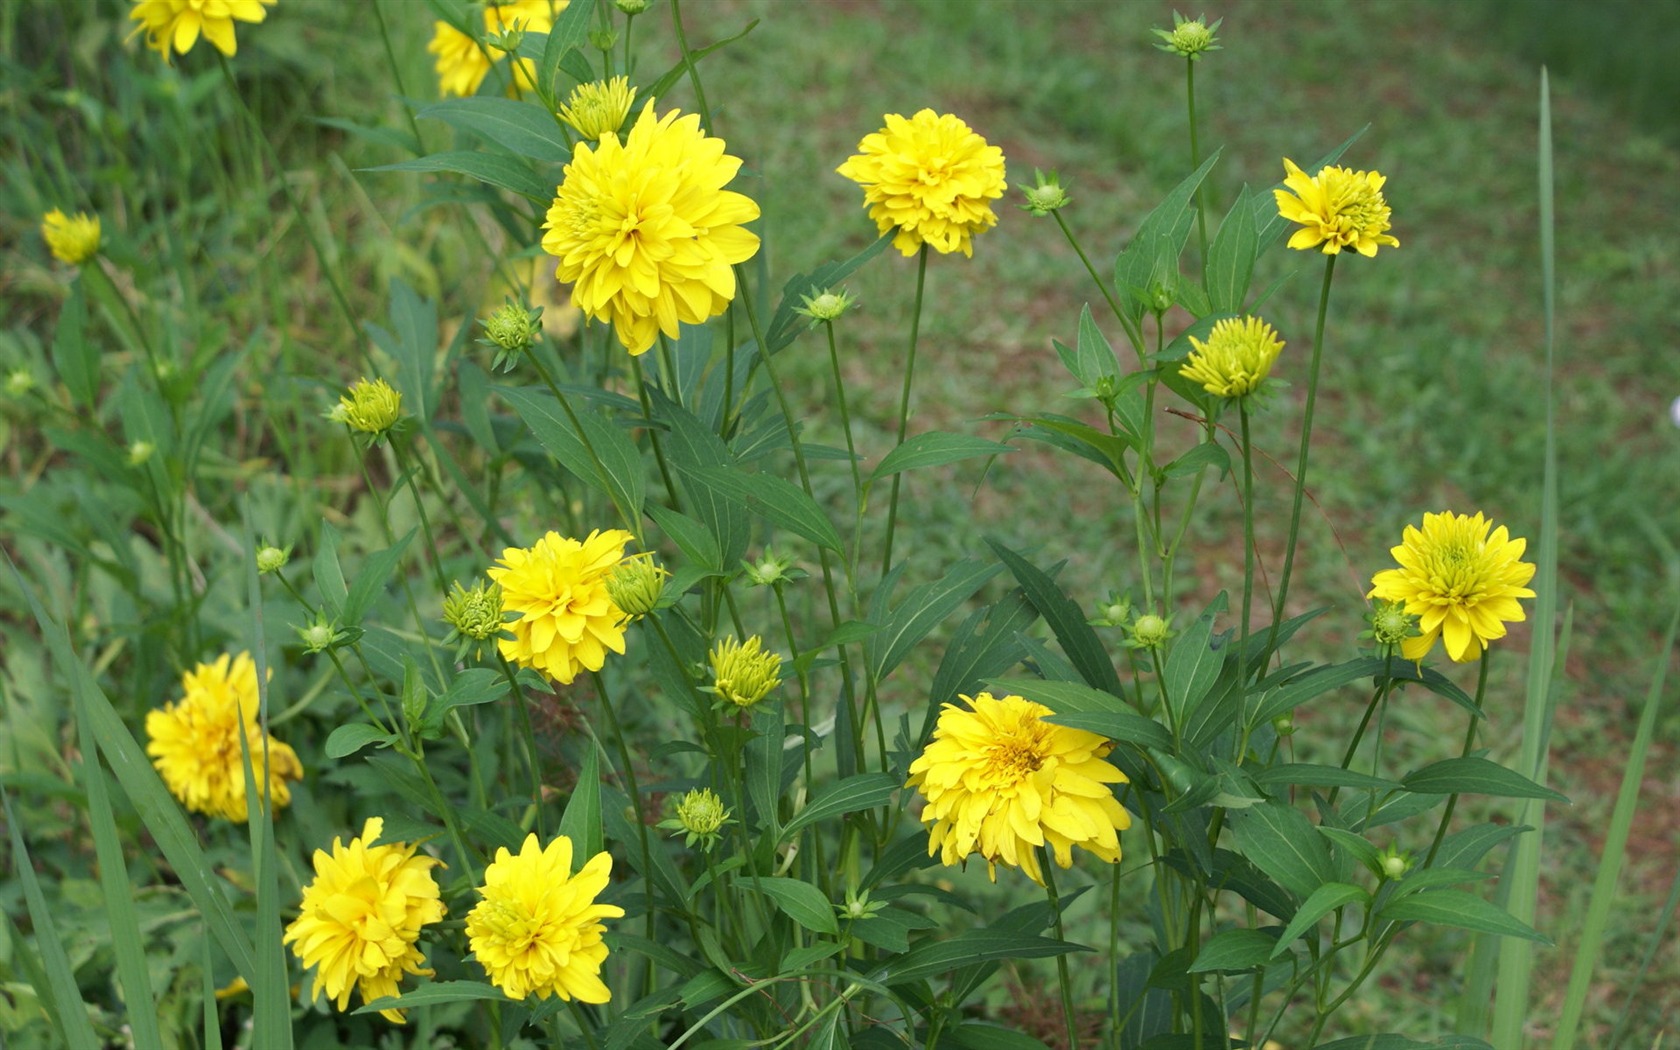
[1237,401,1256,695]
[880,245,929,578]
[1425,653,1491,867]
[1051,211,1145,360]
[1265,253,1336,666]
[1187,57,1209,273]
[497,654,547,839]
[1040,847,1080,1050]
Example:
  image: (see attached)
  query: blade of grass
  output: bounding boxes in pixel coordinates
[1554,600,1679,1049]
[2,788,99,1050]
[1607,856,1680,1050]
[1487,66,1562,1049]
[202,936,225,1050]
[72,675,163,1050]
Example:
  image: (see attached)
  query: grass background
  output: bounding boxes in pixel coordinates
[2,0,1677,1044]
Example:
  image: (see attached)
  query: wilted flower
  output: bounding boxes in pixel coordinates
[1367,511,1536,662]
[430,0,564,98]
[488,530,632,684]
[466,834,623,1001]
[1179,315,1285,400]
[40,209,101,265]
[907,692,1131,885]
[338,377,404,441]
[837,109,1007,257]
[559,77,635,141]
[283,817,446,1024]
[708,635,782,708]
[1153,11,1222,59]
[129,0,276,62]
[542,101,760,356]
[145,652,302,821]
[1275,157,1399,257]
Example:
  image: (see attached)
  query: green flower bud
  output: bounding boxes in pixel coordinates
[1126,612,1173,651]
[338,377,404,442]
[127,440,155,467]
[1377,843,1413,881]
[658,787,731,850]
[479,299,543,372]
[442,580,505,661]
[708,635,782,708]
[1088,591,1132,628]
[1019,169,1071,216]
[589,27,618,52]
[295,613,347,654]
[614,0,650,12]
[1365,600,1419,649]
[5,368,35,398]
[255,544,289,575]
[558,77,635,142]
[605,554,667,619]
[793,287,858,327]
[1153,12,1222,60]
[1271,714,1296,737]
[743,550,799,587]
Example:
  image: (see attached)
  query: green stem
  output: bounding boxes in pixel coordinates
[1236,401,1256,695]
[1327,651,1395,811]
[824,319,866,577]
[668,0,713,131]
[497,655,547,839]
[1041,848,1080,1050]
[880,245,929,578]
[1424,654,1491,867]
[1051,210,1146,360]
[1187,57,1209,273]
[390,437,450,596]
[1265,253,1336,666]
[632,355,685,515]
[587,670,659,990]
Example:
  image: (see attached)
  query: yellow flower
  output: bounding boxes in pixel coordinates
[144,652,302,821]
[129,0,276,62]
[836,109,1007,258]
[487,529,633,684]
[1274,157,1399,257]
[1179,315,1285,399]
[430,0,566,99]
[906,692,1131,885]
[559,77,636,141]
[1368,511,1537,663]
[282,817,446,1024]
[541,101,761,356]
[466,834,624,1002]
[40,210,101,266]
[707,635,781,708]
[338,377,404,438]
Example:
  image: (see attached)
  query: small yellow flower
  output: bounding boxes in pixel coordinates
[1179,315,1285,400]
[40,210,101,266]
[128,0,276,62]
[559,77,636,141]
[1367,511,1536,662]
[430,0,567,99]
[338,377,404,439]
[145,652,302,821]
[542,101,761,356]
[282,817,446,1024]
[907,692,1131,885]
[1274,157,1399,257]
[466,834,624,1002]
[708,635,781,709]
[488,530,633,684]
[837,109,1007,258]
[659,787,731,849]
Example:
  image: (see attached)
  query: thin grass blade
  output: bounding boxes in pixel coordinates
[3,788,99,1050]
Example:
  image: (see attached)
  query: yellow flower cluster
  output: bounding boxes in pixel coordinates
[283,818,446,1023]
[837,109,1007,258]
[907,692,1131,885]
[129,0,275,62]
[1368,511,1536,663]
[430,0,566,99]
[466,834,624,1002]
[487,529,633,684]
[144,652,302,822]
[542,102,761,356]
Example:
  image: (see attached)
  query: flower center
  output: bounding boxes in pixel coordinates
[988,737,1046,780]
[482,900,542,952]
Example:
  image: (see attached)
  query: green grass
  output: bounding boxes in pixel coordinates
[2,0,1677,1046]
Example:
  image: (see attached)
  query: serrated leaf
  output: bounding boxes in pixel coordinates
[1206,185,1258,312]
[868,431,1014,483]
[868,558,1002,681]
[1379,889,1551,944]
[1164,592,1227,729]
[1250,657,1386,728]
[1401,757,1568,803]
[765,235,892,353]
[752,877,838,935]
[341,528,417,627]
[1072,303,1122,388]
[324,722,396,759]
[503,384,645,528]
[1254,763,1404,793]
[1113,149,1223,320]
[648,503,722,571]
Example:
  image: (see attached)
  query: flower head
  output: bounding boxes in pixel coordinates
[1179,315,1285,400]
[41,210,101,265]
[1019,169,1071,217]
[708,635,782,709]
[1153,12,1222,59]
[479,299,543,372]
[255,544,289,575]
[466,834,624,1001]
[129,0,275,61]
[1126,612,1174,651]
[1275,158,1399,257]
[1367,511,1536,663]
[488,530,633,684]
[542,101,760,356]
[907,692,1131,885]
[283,817,446,1024]
[145,652,302,821]
[659,787,731,850]
[559,77,636,141]
[442,579,506,660]
[837,109,1007,257]
[793,287,858,327]
[430,0,565,98]
[603,554,666,620]
[338,377,404,439]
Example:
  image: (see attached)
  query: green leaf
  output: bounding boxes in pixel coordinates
[503,384,646,529]
[880,928,1085,985]
[1379,889,1551,945]
[752,877,838,936]
[1310,1038,1433,1050]
[1316,826,1382,875]
[868,431,1014,483]
[1070,303,1122,388]
[3,790,100,1050]
[341,527,417,627]
[949,1022,1054,1050]
[559,745,603,861]
[366,150,551,201]
[324,722,395,759]
[1187,927,1281,973]
[1206,185,1259,312]
[868,558,1002,682]
[984,678,1167,747]
[781,773,899,841]
[417,96,570,163]
[1249,657,1386,728]
[1253,763,1404,794]
[52,279,96,409]
[1272,882,1369,956]
[987,540,1121,694]
[435,668,510,716]
[765,234,892,353]
[1113,148,1223,320]
[1385,868,1494,899]
[648,504,723,572]
[685,465,844,552]
[1401,757,1568,803]
[1432,822,1530,873]
[1230,801,1338,901]
[1041,709,1174,752]
[746,705,783,837]
[1163,592,1227,729]
[357,980,511,1014]
[926,591,1037,719]
[1161,440,1231,480]
[1019,414,1134,478]
[535,0,593,100]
